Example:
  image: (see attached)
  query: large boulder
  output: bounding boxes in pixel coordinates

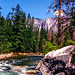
[36,45,75,75]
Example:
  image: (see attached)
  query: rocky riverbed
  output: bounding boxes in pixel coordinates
[0,55,43,75]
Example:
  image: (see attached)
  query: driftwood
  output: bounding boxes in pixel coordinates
[36,45,75,75]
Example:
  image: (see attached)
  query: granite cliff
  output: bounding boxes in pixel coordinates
[34,17,71,33]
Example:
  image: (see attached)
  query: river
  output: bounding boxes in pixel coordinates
[0,55,43,75]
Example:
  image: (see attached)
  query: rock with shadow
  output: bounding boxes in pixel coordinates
[36,45,75,75]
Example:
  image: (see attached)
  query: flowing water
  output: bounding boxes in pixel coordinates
[0,55,43,75]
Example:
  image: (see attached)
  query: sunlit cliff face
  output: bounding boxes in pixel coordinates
[34,17,58,33]
[33,15,71,33]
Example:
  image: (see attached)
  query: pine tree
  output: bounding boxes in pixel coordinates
[39,28,48,52]
[0,16,5,43]
[27,13,31,19]
[10,4,25,52]
[51,30,54,43]
[48,0,62,44]
[0,6,2,18]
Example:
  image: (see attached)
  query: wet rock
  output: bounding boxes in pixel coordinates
[0,63,12,71]
[55,72,65,75]
[25,70,40,74]
[21,68,27,73]
[36,45,75,75]
[10,68,21,72]
[0,69,3,71]
[36,60,42,69]
[0,66,11,71]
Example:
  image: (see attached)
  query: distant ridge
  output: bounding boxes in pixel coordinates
[34,17,71,33]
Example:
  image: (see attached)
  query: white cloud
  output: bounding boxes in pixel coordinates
[53,10,64,16]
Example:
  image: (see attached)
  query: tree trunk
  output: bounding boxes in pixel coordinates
[48,27,52,41]
[66,10,68,27]
[66,4,69,27]
[72,1,74,40]
[58,0,61,44]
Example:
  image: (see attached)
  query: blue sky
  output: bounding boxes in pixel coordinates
[0,0,54,20]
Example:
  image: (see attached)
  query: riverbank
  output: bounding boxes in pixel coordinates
[0,55,43,75]
[0,52,43,60]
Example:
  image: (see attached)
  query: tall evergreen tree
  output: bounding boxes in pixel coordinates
[0,6,2,18]
[48,0,63,44]
[10,4,25,52]
[39,28,48,52]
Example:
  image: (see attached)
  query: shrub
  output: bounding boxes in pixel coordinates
[42,39,56,55]
[66,40,75,45]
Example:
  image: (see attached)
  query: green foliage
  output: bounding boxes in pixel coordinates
[0,42,12,53]
[0,3,74,54]
[66,40,75,45]
[39,28,48,52]
[42,39,56,55]
[0,4,35,53]
[27,13,31,19]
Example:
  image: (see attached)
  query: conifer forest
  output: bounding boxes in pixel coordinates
[0,0,75,54]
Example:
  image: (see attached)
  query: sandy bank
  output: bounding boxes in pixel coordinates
[0,54,13,60]
[0,52,43,60]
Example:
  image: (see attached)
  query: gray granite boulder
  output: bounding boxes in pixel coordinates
[36,45,75,75]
